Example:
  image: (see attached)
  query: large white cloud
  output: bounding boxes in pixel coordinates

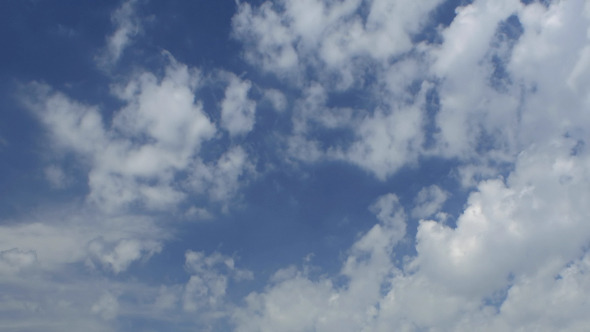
[225,0,590,330]
[22,54,259,214]
[230,136,590,331]
[233,0,444,87]
[10,35,258,331]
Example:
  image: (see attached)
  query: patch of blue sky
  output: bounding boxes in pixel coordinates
[413,0,474,44]
[488,14,524,92]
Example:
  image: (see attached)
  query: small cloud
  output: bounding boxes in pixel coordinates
[96,0,141,67]
[220,74,257,136]
[411,185,449,219]
[88,238,162,274]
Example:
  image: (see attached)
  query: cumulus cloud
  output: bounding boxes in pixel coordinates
[22,54,259,213]
[220,74,257,137]
[231,136,590,331]
[7,0,590,330]
[188,146,255,207]
[223,2,590,328]
[232,193,406,331]
[233,0,444,87]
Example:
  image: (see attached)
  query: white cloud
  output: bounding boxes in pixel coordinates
[339,99,424,180]
[8,0,590,330]
[188,146,255,206]
[232,136,590,331]
[232,0,442,179]
[232,193,407,331]
[411,185,449,219]
[98,0,141,66]
[25,56,255,215]
[87,238,162,274]
[233,0,444,87]
[0,207,172,331]
[220,74,257,136]
[509,0,590,147]
[430,0,523,160]
[24,56,223,212]
[229,0,590,181]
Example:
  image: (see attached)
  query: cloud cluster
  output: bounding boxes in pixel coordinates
[24,54,256,214]
[233,193,407,331]
[224,0,590,330]
[4,0,590,330]
[234,0,590,182]
[231,136,590,332]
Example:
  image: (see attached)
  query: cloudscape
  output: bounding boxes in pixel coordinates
[1,0,590,331]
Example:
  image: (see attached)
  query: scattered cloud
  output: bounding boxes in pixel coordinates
[4,0,590,330]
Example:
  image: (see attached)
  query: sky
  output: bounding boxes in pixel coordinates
[1,0,590,331]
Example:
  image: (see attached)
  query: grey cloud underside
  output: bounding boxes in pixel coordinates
[3,0,590,331]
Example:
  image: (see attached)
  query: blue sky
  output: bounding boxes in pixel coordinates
[2,0,590,331]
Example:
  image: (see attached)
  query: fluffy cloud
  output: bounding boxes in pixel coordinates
[411,185,449,219]
[232,193,406,331]
[22,54,260,213]
[231,136,590,331]
[220,74,257,136]
[6,0,590,330]
[189,146,255,205]
[233,0,590,183]
[231,0,436,179]
[233,0,443,87]
[225,4,590,328]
